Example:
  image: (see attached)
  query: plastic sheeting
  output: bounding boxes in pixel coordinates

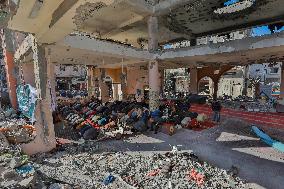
[16,84,37,122]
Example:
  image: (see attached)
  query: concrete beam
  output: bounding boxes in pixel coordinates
[59,35,153,60]
[158,32,284,61]
[49,0,79,28]
[97,60,147,68]
[14,34,34,62]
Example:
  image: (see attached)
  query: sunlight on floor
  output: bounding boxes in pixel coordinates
[232,147,284,163]
[216,132,259,142]
[124,134,165,144]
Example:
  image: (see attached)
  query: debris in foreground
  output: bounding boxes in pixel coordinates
[32,142,247,189]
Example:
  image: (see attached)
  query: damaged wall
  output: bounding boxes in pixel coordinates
[73,2,107,30]
[127,67,149,95]
[21,63,36,87]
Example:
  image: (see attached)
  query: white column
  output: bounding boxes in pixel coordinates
[148,16,160,111]
[113,84,119,101]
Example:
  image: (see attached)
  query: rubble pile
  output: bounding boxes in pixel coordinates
[0,134,36,188]
[0,110,38,188]
[34,146,247,189]
[0,117,36,145]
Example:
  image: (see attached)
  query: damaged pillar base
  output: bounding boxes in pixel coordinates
[21,99,56,155]
[149,91,160,111]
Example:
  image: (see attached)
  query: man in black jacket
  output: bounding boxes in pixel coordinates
[211,100,222,122]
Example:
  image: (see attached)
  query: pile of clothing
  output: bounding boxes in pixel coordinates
[188,114,215,131]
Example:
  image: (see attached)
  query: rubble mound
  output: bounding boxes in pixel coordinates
[35,145,247,189]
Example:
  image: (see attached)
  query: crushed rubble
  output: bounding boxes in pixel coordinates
[32,144,247,189]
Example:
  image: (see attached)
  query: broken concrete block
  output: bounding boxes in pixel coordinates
[9,157,24,169]
[0,133,9,150]
[48,183,72,189]
[18,176,35,187]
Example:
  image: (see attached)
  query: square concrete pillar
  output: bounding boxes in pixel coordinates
[113,84,119,101]
[190,67,198,94]
[87,66,94,97]
[148,16,161,111]
[149,60,160,111]
[120,72,127,101]
[20,44,56,155]
[99,68,110,103]
[46,59,57,111]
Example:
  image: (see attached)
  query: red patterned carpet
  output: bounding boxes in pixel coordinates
[190,104,284,130]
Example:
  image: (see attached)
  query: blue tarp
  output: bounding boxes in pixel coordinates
[252,126,284,153]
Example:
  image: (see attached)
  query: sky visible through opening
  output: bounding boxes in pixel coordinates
[163,0,284,49]
[224,0,284,36]
[252,25,284,36]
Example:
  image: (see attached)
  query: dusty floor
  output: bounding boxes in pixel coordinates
[87,118,284,189]
[50,117,284,188]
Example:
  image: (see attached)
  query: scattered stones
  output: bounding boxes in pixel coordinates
[49,183,72,189]
[33,143,247,189]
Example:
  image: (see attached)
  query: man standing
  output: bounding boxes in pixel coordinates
[211,100,222,123]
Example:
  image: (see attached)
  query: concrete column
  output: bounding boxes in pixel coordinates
[87,66,94,97]
[149,60,160,110]
[99,68,109,103]
[242,65,249,96]
[21,44,56,155]
[190,67,198,94]
[47,60,56,111]
[113,84,119,101]
[280,63,284,98]
[213,79,219,100]
[120,72,127,101]
[148,16,160,111]
[1,29,18,109]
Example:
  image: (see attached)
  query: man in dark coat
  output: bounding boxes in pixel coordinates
[211,100,222,122]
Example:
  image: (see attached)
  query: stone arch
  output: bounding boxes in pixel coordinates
[198,76,214,96]
[217,67,244,99]
[197,65,234,99]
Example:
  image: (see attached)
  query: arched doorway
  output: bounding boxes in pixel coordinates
[198,77,214,96]
[217,67,244,99]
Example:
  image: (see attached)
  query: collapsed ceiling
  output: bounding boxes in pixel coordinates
[6,0,284,68]
[163,0,283,37]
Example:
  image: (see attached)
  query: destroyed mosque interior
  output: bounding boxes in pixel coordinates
[0,0,284,188]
